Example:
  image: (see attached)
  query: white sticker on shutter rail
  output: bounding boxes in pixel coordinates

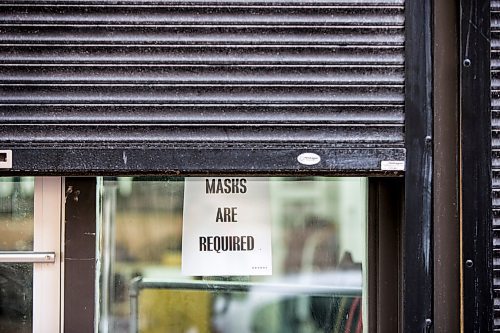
[381,160,406,171]
[0,150,12,169]
[297,152,321,165]
[182,177,273,276]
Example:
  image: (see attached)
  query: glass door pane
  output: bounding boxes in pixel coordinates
[98,177,367,333]
[0,176,62,333]
[0,177,35,333]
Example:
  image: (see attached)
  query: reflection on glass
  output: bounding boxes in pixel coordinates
[0,177,34,333]
[98,177,366,333]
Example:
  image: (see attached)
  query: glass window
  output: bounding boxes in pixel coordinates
[97,177,367,333]
[0,177,35,333]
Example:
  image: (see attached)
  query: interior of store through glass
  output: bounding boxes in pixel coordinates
[97,177,368,333]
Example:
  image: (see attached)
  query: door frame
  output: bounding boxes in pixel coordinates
[33,177,63,333]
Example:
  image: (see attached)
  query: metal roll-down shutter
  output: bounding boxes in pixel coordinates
[492,1,500,330]
[0,0,405,175]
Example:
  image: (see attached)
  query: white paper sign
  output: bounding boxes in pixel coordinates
[182,177,272,276]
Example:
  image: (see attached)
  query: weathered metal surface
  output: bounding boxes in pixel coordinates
[494,6,500,330]
[463,0,493,331]
[0,0,405,174]
[404,0,433,331]
[493,2,500,331]
[0,147,405,176]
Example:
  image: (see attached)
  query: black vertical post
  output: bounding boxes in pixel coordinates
[404,0,434,331]
[461,0,493,331]
[434,0,460,331]
[64,177,97,333]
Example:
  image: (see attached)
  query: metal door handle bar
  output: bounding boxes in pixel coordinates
[0,251,55,263]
